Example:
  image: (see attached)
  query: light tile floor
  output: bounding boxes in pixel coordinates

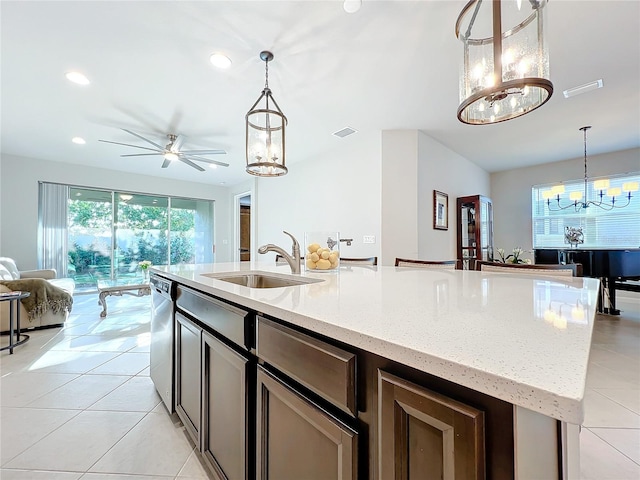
[1,294,208,480]
[1,292,639,479]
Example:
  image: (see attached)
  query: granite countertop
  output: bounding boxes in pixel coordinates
[151,261,599,424]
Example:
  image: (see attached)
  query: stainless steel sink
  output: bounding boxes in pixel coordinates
[203,271,323,289]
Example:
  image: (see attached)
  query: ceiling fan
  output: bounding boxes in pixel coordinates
[99,129,229,172]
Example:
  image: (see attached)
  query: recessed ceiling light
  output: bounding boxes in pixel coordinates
[210,53,232,69]
[343,0,362,13]
[72,137,86,145]
[220,182,226,185]
[563,79,603,98]
[209,164,218,169]
[65,71,90,85]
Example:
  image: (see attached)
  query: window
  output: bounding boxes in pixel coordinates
[532,172,640,249]
[57,186,215,290]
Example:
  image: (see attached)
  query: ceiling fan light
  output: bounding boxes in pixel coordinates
[72,137,86,144]
[164,152,179,162]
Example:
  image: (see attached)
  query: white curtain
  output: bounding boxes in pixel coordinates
[38,182,69,276]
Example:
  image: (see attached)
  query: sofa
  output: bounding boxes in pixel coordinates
[0,257,75,332]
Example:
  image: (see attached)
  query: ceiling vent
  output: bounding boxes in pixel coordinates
[333,127,357,138]
[563,79,604,98]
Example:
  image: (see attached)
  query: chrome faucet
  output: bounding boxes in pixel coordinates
[258,230,302,274]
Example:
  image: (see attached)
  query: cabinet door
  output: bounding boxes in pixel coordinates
[378,370,485,480]
[257,367,357,480]
[202,331,250,480]
[175,312,202,447]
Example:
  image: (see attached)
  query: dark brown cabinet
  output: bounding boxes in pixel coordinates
[202,330,250,480]
[378,370,485,480]
[457,194,493,269]
[256,366,357,480]
[175,312,202,448]
[166,287,511,480]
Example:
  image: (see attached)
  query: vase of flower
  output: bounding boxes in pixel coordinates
[495,248,532,264]
[139,260,152,281]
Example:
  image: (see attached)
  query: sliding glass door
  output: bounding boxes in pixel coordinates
[65,186,214,291]
[115,193,169,279]
[68,188,113,288]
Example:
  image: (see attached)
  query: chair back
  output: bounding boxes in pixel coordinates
[395,258,459,270]
[475,260,582,277]
[340,257,378,266]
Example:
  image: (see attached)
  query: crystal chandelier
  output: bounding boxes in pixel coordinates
[455,0,553,125]
[246,51,288,177]
[543,126,638,211]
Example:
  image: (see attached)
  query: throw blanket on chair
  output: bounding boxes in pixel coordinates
[0,278,73,322]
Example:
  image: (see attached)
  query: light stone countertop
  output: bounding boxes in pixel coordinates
[151,261,599,424]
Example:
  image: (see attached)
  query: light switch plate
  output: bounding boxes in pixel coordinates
[363,235,376,244]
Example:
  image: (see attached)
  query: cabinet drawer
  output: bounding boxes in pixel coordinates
[176,285,249,349]
[256,316,356,416]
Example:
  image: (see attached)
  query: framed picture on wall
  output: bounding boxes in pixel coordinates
[433,190,448,230]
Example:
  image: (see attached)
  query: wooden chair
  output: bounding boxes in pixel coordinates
[340,257,378,266]
[475,260,582,277]
[395,258,460,270]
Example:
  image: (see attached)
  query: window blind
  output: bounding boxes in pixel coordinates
[531,172,640,249]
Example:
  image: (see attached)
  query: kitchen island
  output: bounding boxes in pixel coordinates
[151,261,598,480]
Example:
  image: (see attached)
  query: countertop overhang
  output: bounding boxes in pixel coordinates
[151,261,599,424]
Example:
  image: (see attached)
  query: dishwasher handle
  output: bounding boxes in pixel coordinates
[150,274,174,300]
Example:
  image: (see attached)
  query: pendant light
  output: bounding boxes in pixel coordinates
[455,0,553,125]
[543,126,638,211]
[245,51,288,177]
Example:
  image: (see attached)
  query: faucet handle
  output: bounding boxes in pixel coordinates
[282,230,300,250]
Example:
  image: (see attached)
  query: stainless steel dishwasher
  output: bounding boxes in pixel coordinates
[150,273,175,413]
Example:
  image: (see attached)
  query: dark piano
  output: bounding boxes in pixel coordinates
[535,248,640,315]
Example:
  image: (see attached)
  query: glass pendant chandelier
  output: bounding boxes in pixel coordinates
[543,126,638,211]
[245,51,288,177]
[455,0,553,125]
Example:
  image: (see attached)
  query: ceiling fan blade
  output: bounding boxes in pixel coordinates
[183,154,230,167]
[171,134,186,152]
[180,149,227,155]
[161,158,172,168]
[121,128,164,149]
[121,153,163,157]
[98,139,160,152]
[179,157,206,172]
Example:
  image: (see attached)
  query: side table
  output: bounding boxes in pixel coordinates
[0,291,31,354]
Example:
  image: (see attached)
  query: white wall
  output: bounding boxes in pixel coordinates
[381,130,419,265]
[0,153,232,270]
[254,130,381,262]
[417,132,490,261]
[490,147,640,256]
[253,129,490,268]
